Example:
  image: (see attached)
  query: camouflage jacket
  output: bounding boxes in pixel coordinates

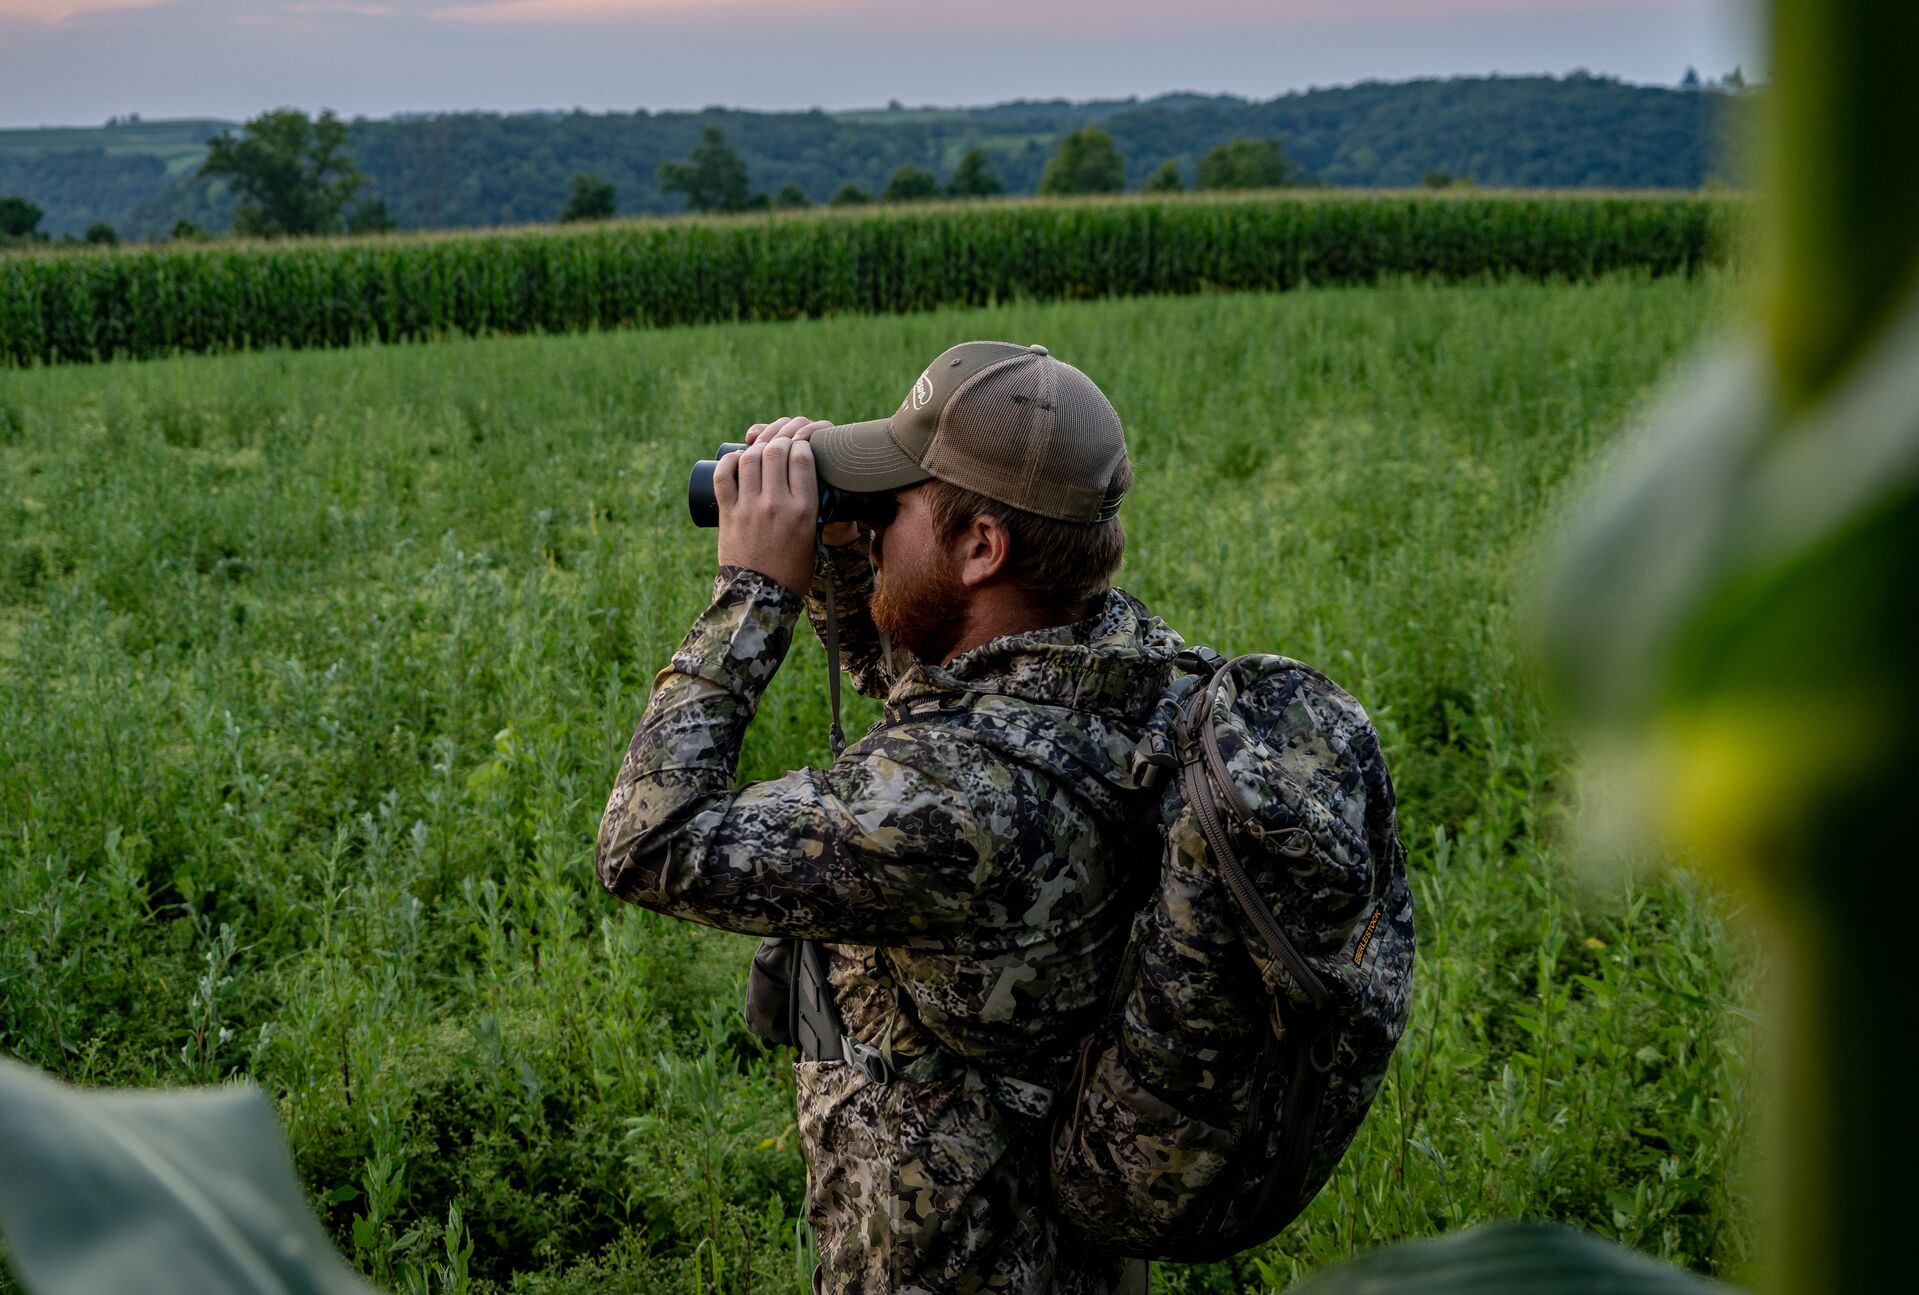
[598,540,1180,1294]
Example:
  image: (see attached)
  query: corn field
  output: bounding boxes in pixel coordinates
[0,193,1740,367]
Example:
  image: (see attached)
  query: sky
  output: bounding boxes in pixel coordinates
[0,0,1764,129]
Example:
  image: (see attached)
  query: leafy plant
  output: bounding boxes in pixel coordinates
[0,1058,378,1294]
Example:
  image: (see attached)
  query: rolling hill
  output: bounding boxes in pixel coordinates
[0,75,1744,239]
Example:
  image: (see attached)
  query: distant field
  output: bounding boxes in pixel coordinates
[0,274,1754,1293]
[0,118,228,175]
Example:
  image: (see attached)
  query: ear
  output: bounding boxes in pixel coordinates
[953,514,1011,590]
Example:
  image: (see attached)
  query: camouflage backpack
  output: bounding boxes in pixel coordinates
[1046,645,1416,1261]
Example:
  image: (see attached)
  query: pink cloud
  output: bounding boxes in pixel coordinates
[0,0,171,24]
[291,2,398,14]
[428,0,1689,27]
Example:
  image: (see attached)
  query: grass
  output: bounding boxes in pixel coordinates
[0,273,1756,1292]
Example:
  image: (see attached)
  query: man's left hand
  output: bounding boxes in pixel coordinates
[716,415,831,595]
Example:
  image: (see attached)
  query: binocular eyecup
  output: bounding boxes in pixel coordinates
[688,441,899,530]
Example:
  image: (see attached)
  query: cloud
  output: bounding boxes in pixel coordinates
[429,0,820,24]
[426,0,1690,26]
[0,0,1758,128]
[290,2,397,14]
[0,0,171,24]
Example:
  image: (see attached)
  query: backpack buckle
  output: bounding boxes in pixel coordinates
[1130,731,1178,789]
[1174,645,1227,676]
[841,1034,896,1085]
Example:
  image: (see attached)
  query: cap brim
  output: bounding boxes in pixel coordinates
[811,418,934,492]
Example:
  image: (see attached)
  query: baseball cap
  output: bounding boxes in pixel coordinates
[811,341,1129,523]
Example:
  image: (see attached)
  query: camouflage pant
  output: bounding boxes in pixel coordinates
[796,1059,1142,1295]
[810,1261,1148,1295]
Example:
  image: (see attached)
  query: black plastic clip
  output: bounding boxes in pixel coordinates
[1174,645,1227,676]
[842,1034,897,1085]
[1130,730,1179,789]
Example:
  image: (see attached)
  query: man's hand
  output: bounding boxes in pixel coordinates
[744,418,863,549]
[717,416,831,595]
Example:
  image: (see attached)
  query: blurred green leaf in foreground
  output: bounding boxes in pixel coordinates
[0,1057,376,1295]
[2,0,1911,1288]
[1288,1222,1725,1295]
[1540,1,1919,1292]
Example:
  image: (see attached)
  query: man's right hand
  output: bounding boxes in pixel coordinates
[743,420,863,548]
[717,416,830,595]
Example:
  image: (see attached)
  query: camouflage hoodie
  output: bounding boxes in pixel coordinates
[598,541,1180,1294]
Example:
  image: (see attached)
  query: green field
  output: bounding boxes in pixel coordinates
[1,193,1736,368]
[0,118,229,173]
[0,275,1754,1292]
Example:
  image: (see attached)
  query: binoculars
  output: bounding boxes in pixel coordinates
[688,442,899,529]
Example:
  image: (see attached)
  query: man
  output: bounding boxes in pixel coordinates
[597,341,1176,1293]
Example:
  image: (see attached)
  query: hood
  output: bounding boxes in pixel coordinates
[892,588,1183,721]
[881,590,1184,816]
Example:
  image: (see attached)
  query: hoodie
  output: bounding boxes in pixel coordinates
[597,544,1180,1295]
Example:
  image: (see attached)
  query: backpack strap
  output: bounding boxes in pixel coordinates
[1177,656,1331,1019]
[790,938,1060,1115]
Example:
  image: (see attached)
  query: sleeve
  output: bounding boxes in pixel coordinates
[596,564,987,942]
[801,533,898,700]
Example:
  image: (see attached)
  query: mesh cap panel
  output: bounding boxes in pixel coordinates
[918,349,1128,522]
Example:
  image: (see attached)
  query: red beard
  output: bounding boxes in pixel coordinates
[870,544,970,666]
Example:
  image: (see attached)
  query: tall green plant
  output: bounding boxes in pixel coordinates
[1542,0,1918,1290]
[0,195,1739,368]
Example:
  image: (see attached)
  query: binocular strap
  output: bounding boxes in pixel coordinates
[820,539,847,758]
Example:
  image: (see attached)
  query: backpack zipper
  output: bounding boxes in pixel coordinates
[1250,1021,1334,1234]
[1182,662,1336,1242]
[1179,697,1329,1012]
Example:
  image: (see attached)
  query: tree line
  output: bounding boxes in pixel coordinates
[2,74,1745,242]
[4,114,1318,243]
[560,123,1305,221]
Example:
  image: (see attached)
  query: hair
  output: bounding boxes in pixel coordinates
[922,458,1131,615]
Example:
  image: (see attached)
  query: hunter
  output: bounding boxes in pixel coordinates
[597,341,1173,1293]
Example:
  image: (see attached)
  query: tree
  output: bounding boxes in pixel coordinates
[828,184,872,207]
[1195,137,1300,190]
[946,148,1003,198]
[657,127,752,213]
[0,195,43,241]
[772,183,811,210]
[1141,160,1184,193]
[171,220,207,242]
[1681,66,1703,90]
[83,222,118,245]
[345,198,395,234]
[561,173,616,222]
[1038,126,1126,196]
[882,164,942,202]
[199,108,364,237]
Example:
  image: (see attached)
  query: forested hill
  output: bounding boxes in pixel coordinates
[2,74,1743,238]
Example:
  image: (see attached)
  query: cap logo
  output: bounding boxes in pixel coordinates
[910,372,934,411]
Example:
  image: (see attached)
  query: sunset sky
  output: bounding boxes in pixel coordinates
[0,0,1762,129]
